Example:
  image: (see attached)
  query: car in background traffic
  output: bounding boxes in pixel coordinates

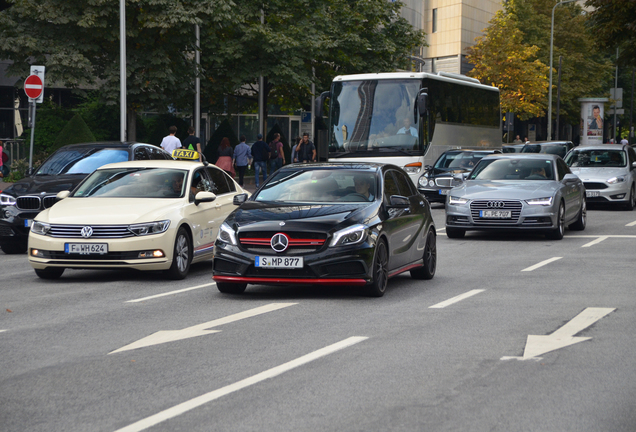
[502,143,526,153]
[520,141,574,158]
[564,144,636,210]
[28,153,248,280]
[445,154,586,239]
[417,149,501,203]
[213,163,437,297]
[0,142,173,254]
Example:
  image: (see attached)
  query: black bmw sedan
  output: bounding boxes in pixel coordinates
[212,163,437,297]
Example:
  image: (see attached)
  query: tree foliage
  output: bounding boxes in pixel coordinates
[586,0,636,68]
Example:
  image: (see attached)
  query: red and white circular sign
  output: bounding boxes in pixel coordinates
[24,74,43,99]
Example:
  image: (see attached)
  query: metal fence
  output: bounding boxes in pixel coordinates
[0,138,28,168]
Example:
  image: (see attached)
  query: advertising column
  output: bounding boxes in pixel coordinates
[579,98,608,146]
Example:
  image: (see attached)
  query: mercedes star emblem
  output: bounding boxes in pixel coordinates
[270,233,289,252]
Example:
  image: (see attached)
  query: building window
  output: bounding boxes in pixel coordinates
[432,8,437,33]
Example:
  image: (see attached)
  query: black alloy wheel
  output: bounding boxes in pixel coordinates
[166,227,192,280]
[411,228,436,280]
[217,282,247,294]
[365,240,389,297]
[34,267,65,279]
[546,202,565,240]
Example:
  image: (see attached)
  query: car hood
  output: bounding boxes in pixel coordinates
[227,201,373,232]
[38,198,178,224]
[569,167,626,181]
[452,180,560,200]
[2,174,86,197]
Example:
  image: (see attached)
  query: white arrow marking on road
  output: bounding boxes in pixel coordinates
[109,303,296,354]
[501,307,615,360]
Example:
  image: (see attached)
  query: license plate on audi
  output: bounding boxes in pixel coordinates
[255,256,303,268]
[479,210,512,219]
[65,243,108,255]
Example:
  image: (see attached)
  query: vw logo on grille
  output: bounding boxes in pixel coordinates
[80,226,94,238]
[270,233,289,252]
[486,201,505,209]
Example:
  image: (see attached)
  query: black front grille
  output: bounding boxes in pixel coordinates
[470,200,523,224]
[214,258,241,274]
[43,196,58,208]
[0,225,15,236]
[583,182,608,190]
[16,196,41,211]
[245,265,315,278]
[48,224,135,239]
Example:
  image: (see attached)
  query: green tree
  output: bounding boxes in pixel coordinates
[51,113,96,151]
[586,0,636,68]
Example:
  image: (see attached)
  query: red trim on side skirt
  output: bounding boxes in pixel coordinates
[213,276,367,286]
[388,263,423,278]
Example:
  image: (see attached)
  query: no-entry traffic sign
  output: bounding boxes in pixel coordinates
[24,74,44,100]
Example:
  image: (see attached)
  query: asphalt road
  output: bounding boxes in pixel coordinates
[1,203,635,432]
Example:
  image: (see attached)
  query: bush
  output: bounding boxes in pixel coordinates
[4,158,29,182]
[51,114,96,151]
[205,119,239,163]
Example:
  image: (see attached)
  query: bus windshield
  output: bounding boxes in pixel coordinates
[329,79,423,157]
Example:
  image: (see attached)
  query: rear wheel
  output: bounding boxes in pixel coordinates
[624,185,635,211]
[411,228,436,280]
[217,282,247,294]
[446,227,465,239]
[34,267,64,279]
[569,199,587,231]
[546,202,565,240]
[165,227,191,280]
[365,240,388,297]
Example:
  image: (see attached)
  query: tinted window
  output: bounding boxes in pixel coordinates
[205,167,232,195]
[470,158,555,181]
[564,149,626,167]
[556,159,569,180]
[37,148,129,175]
[392,170,416,196]
[133,146,150,160]
[73,168,188,198]
[383,172,400,203]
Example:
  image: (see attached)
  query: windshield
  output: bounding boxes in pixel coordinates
[469,158,555,181]
[434,151,493,170]
[36,148,129,176]
[564,149,626,167]
[255,169,378,203]
[72,168,189,198]
[329,79,423,156]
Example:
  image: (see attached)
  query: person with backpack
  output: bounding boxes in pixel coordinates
[251,133,271,187]
[182,126,203,161]
[268,133,285,174]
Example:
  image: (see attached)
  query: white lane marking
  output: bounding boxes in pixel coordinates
[626,221,636,227]
[568,235,636,238]
[429,289,485,309]
[127,282,216,303]
[521,257,562,272]
[581,236,609,248]
[0,330,7,333]
[114,336,368,432]
[110,303,296,354]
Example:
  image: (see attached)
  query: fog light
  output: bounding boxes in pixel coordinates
[31,249,43,257]
[153,250,164,257]
[138,250,164,258]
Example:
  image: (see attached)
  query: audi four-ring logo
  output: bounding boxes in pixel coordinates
[81,226,93,238]
[270,233,289,252]
[486,201,505,208]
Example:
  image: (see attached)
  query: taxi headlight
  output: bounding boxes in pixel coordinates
[128,220,170,236]
[31,221,51,235]
[330,224,368,247]
[526,196,553,206]
[607,176,625,184]
[217,222,237,245]
[448,196,468,205]
[0,194,16,206]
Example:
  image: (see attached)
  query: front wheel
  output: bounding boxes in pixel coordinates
[411,228,436,280]
[365,240,388,297]
[217,282,247,294]
[546,202,565,240]
[624,185,635,211]
[34,267,64,279]
[165,227,192,280]
[569,199,586,231]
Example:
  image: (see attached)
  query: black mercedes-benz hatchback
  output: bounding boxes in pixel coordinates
[0,142,173,254]
[213,163,437,297]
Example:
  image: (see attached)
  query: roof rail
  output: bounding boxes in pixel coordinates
[436,71,481,84]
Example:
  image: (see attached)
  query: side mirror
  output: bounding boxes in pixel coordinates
[56,190,70,201]
[194,191,216,206]
[563,173,579,183]
[233,193,248,206]
[632,161,636,170]
[388,195,410,208]
[417,91,428,117]
[315,91,330,119]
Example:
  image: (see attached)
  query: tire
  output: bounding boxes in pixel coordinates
[569,199,586,231]
[365,240,389,297]
[445,227,465,239]
[217,282,247,294]
[624,185,635,211]
[546,202,565,240]
[34,267,64,279]
[165,227,192,280]
[1,242,27,254]
[411,228,436,280]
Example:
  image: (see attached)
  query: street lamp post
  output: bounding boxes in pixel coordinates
[547,0,576,141]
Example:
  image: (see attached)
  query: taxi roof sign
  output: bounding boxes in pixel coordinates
[172,149,199,160]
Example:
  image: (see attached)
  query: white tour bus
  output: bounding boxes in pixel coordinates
[315,72,501,185]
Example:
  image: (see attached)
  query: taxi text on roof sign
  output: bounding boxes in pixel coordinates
[172,149,199,160]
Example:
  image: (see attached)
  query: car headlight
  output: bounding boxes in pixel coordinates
[128,220,170,236]
[330,224,368,247]
[31,221,51,236]
[404,163,421,174]
[418,176,428,187]
[428,180,435,187]
[448,196,468,205]
[0,194,16,206]
[526,196,553,206]
[217,222,237,245]
[607,176,625,184]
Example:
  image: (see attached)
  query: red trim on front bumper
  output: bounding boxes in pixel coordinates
[213,276,367,286]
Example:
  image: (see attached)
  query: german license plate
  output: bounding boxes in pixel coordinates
[586,191,600,198]
[479,210,512,219]
[255,256,303,268]
[65,243,108,255]
[24,219,32,227]
[439,189,449,195]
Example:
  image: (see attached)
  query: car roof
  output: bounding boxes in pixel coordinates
[481,153,562,161]
[572,144,626,151]
[526,141,573,145]
[97,160,204,171]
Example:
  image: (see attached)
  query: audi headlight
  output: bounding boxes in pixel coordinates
[128,220,170,236]
[330,224,368,247]
[217,222,237,245]
[526,196,553,206]
[0,194,16,206]
[448,196,468,205]
[31,221,51,236]
[607,176,625,184]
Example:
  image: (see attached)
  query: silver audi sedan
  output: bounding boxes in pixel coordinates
[445,154,586,239]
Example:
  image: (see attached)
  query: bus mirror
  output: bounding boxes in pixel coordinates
[315,91,330,119]
[417,92,428,117]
